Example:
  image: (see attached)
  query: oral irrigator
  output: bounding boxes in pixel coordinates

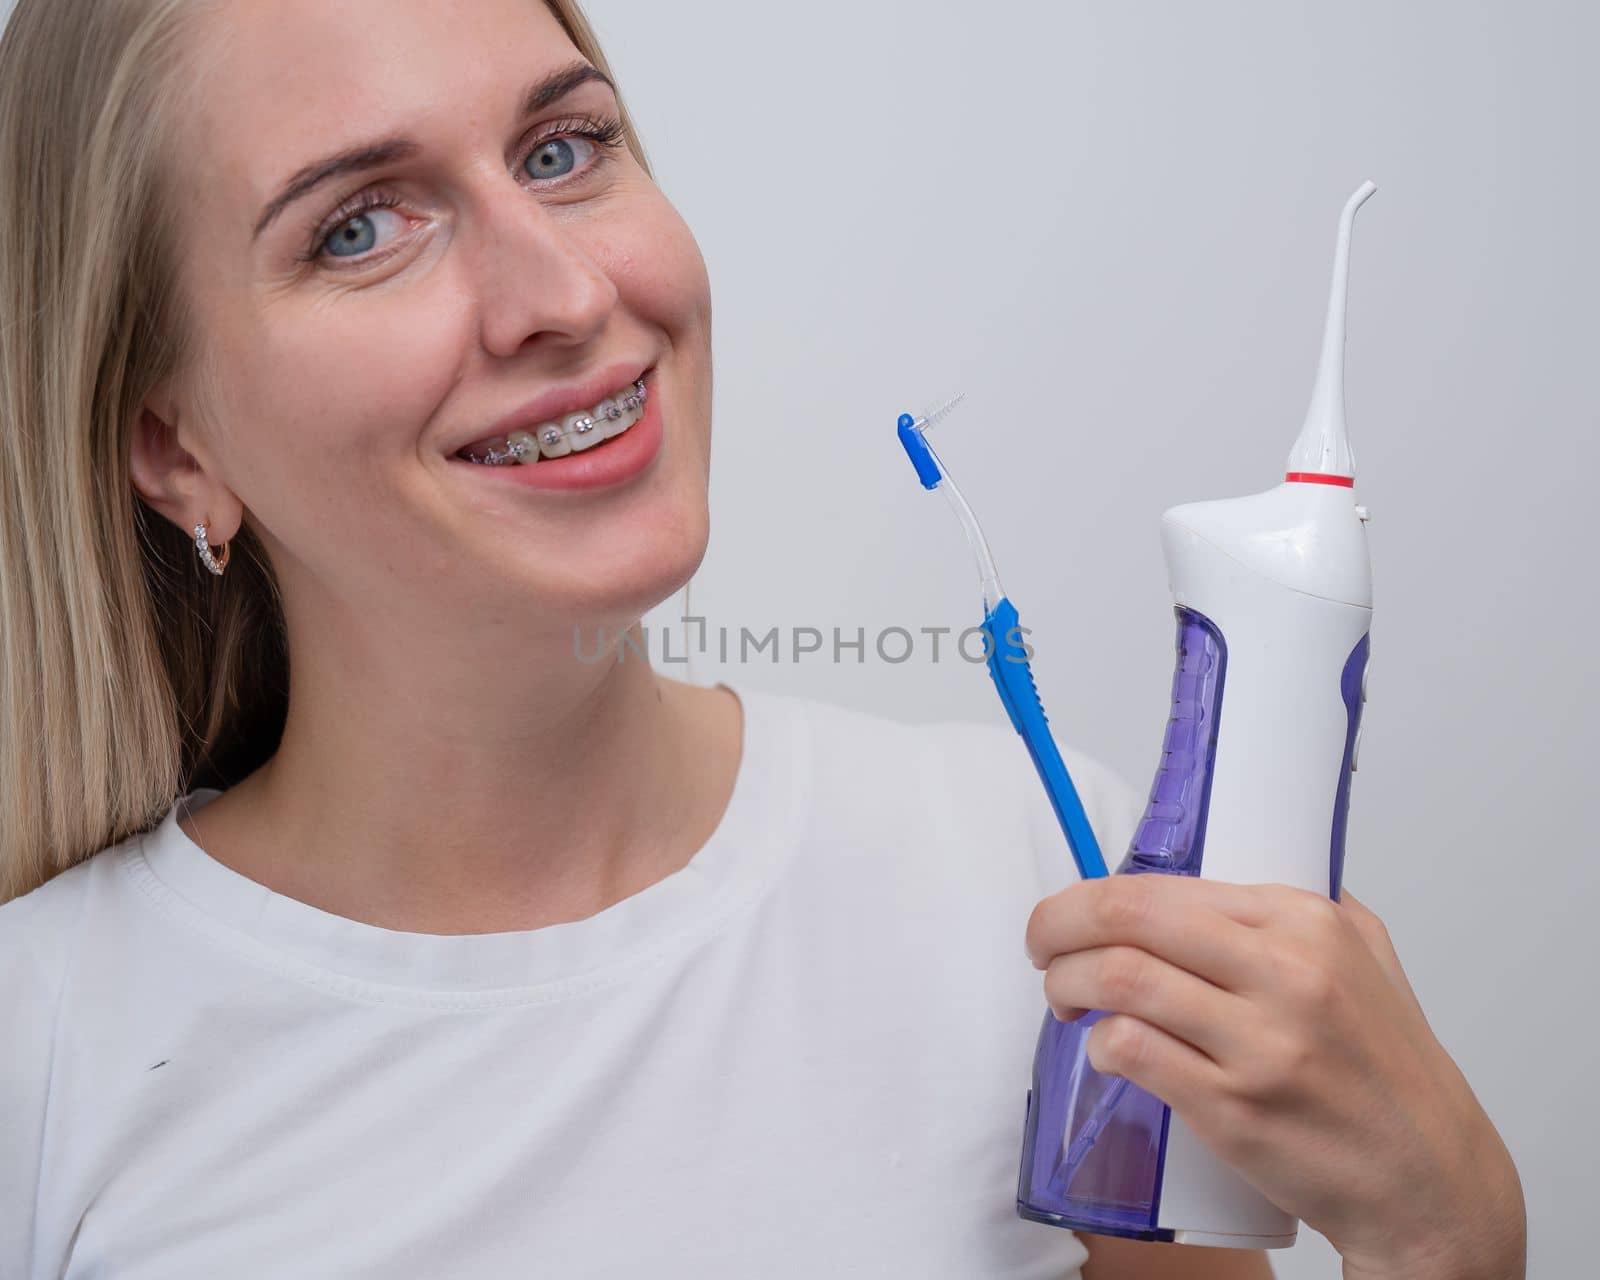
[897,180,1377,1248]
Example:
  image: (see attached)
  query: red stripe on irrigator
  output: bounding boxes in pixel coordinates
[1285,472,1355,487]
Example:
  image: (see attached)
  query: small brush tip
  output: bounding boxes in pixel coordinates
[921,391,966,431]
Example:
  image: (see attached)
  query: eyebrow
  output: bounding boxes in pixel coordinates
[250,61,615,242]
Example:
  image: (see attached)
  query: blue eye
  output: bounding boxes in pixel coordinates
[311,195,406,262]
[524,135,596,181]
[324,211,379,258]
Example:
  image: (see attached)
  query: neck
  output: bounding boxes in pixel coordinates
[194,606,742,936]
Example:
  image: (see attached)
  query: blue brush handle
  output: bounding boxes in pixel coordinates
[984,598,1109,882]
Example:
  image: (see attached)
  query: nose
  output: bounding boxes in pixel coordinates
[470,179,620,360]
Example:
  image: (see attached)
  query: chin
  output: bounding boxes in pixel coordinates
[528,494,708,629]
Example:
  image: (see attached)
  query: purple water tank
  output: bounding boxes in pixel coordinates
[1016,606,1227,1238]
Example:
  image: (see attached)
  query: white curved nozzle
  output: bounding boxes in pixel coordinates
[1286,180,1377,480]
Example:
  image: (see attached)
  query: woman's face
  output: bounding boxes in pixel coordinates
[148,0,713,635]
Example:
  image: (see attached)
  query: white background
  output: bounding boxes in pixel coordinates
[618,1,1597,1274]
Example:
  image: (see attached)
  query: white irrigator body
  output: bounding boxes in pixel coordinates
[1017,181,1377,1247]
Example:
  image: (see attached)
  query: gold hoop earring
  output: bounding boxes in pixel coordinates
[193,521,230,576]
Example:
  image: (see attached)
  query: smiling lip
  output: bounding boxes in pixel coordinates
[447,366,664,492]
[451,357,653,458]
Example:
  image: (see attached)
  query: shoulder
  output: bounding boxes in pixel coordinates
[0,831,150,1073]
[0,847,126,1267]
[0,841,133,1065]
[1,851,104,992]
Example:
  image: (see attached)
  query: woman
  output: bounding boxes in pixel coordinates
[0,0,1525,1276]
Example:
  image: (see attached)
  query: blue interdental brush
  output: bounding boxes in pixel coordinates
[897,397,1109,882]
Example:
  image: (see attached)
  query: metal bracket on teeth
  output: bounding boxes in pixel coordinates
[464,380,647,464]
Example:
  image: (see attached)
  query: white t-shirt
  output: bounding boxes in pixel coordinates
[1,683,1143,1279]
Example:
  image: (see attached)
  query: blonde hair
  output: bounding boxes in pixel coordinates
[0,0,653,903]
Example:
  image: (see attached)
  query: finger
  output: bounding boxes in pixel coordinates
[1085,1012,1230,1119]
[1339,889,1428,1020]
[1025,874,1271,993]
[1043,945,1248,1063]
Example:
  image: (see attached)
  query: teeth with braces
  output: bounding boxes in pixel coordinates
[461,379,648,465]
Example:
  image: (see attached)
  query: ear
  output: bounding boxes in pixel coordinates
[129,387,242,544]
